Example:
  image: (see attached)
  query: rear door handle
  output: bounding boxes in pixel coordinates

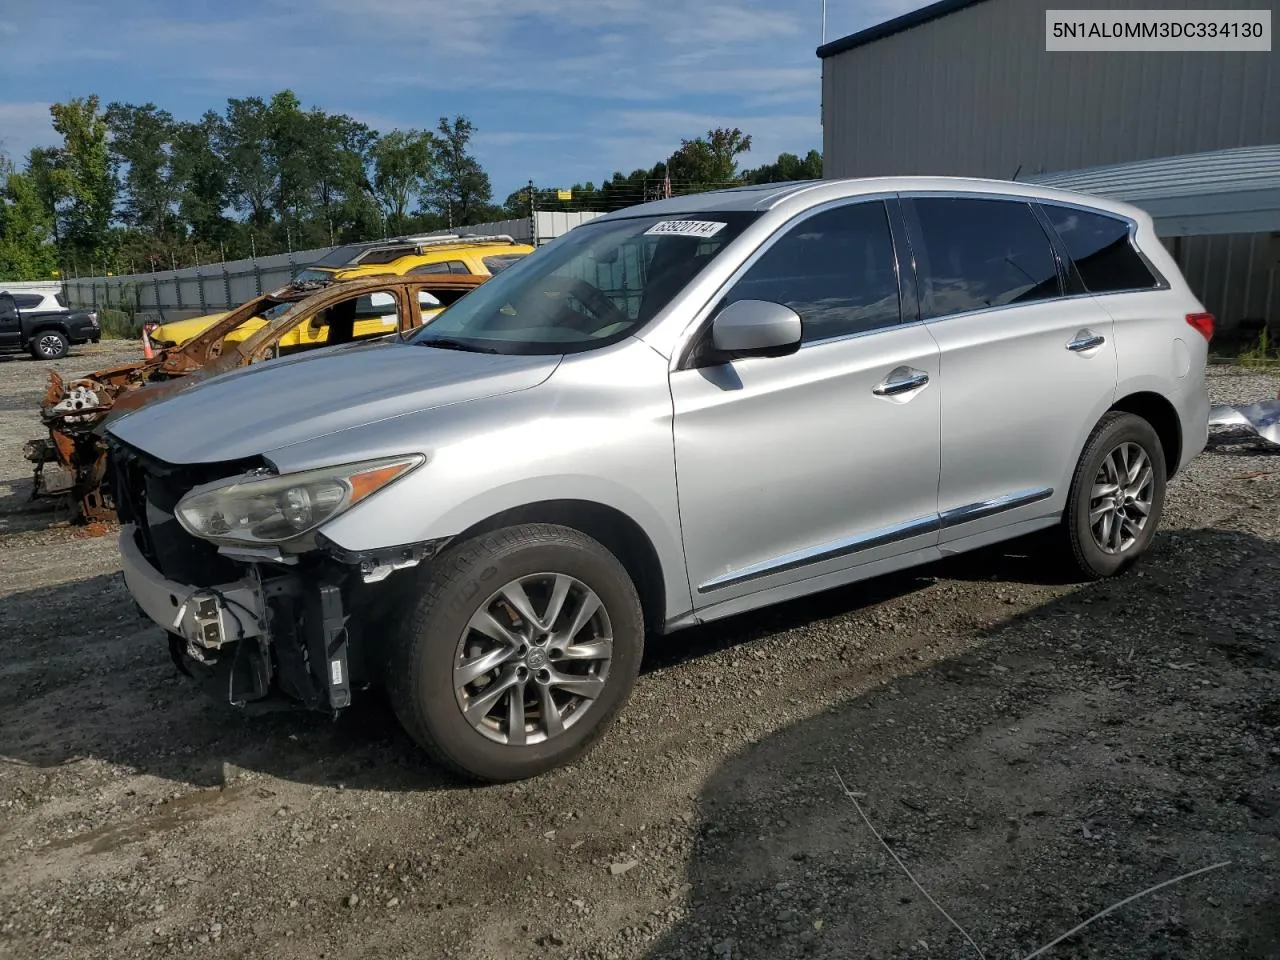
[873,368,930,397]
[1067,332,1106,352]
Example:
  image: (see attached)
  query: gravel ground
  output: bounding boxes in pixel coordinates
[0,349,1277,960]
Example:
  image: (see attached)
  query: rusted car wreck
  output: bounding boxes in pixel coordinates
[25,273,485,522]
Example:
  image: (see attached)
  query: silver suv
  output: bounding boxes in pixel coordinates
[106,178,1211,781]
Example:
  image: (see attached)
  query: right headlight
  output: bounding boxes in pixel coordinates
[175,455,424,546]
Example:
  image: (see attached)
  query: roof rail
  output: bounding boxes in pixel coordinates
[350,233,523,263]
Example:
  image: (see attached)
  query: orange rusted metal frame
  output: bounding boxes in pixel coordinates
[32,272,487,523]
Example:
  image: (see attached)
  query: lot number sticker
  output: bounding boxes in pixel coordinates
[644,220,727,238]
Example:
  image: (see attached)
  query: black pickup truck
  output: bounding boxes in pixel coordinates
[0,291,100,360]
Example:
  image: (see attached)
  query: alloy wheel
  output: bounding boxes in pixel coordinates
[453,572,613,746]
[1088,441,1154,554]
[38,334,64,358]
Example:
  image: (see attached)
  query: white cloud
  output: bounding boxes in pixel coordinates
[0,102,55,161]
[0,0,907,192]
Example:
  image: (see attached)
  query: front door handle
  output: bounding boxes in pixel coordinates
[1067,331,1106,352]
[873,368,930,397]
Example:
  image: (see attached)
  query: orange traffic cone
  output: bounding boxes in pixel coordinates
[142,326,154,360]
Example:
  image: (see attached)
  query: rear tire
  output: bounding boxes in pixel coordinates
[1059,411,1166,579]
[31,330,68,360]
[385,523,644,782]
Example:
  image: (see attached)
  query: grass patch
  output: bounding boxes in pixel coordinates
[97,308,142,340]
[1237,327,1279,370]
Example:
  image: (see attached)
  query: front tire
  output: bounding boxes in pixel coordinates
[1060,411,1166,579]
[31,331,69,360]
[386,523,644,782]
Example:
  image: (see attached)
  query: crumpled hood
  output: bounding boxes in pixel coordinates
[106,339,560,463]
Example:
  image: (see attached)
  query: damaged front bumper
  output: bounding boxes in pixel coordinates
[120,523,266,647]
[119,523,359,713]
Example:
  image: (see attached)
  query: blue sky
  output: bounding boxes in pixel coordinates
[0,0,916,198]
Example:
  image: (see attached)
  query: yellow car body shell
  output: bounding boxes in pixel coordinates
[150,240,531,348]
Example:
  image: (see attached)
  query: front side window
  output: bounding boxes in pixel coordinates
[909,197,1061,320]
[1041,204,1160,293]
[406,212,759,355]
[721,201,901,342]
[240,289,398,356]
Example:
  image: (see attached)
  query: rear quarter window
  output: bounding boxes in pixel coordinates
[13,294,44,310]
[1041,204,1161,293]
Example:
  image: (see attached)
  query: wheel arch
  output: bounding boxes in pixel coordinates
[29,319,72,337]
[1109,391,1182,477]
[453,499,669,634]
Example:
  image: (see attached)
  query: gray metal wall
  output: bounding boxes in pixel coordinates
[821,0,1278,181]
[62,212,602,323]
[820,0,1279,334]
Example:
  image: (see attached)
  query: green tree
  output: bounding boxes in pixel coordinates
[0,155,59,279]
[666,127,752,187]
[24,146,64,245]
[171,112,233,249]
[104,101,178,238]
[424,116,492,227]
[267,90,313,228]
[369,129,435,233]
[305,109,377,244]
[218,96,275,227]
[49,96,114,263]
[743,148,822,184]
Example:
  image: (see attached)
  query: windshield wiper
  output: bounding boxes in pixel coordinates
[417,336,500,354]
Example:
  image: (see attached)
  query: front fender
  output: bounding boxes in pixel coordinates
[322,471,693,628]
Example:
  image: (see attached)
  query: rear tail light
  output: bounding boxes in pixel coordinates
[1185,312,1214,341]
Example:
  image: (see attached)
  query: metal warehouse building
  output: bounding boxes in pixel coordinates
[818,0,1279,335]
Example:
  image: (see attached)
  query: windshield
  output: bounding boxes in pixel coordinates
[482,253,527,274]
[407,212,759,355]
[294,267,337,283]
[307,244,373,269]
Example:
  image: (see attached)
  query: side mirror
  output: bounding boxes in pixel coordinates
[710,299,801,359]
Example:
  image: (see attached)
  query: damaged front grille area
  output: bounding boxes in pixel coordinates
[106,437,265,586]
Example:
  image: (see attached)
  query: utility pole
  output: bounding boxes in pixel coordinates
[527,180,536,248]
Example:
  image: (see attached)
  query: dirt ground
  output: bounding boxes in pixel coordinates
[1,342,1277,960]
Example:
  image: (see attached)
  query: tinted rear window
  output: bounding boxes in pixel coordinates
[56,292,68,308]
[1041,204,1160,293]
[908,197,1061,320]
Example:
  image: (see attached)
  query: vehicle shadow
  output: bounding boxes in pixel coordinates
[0,539,1034,795]
[642,527,1280,960]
